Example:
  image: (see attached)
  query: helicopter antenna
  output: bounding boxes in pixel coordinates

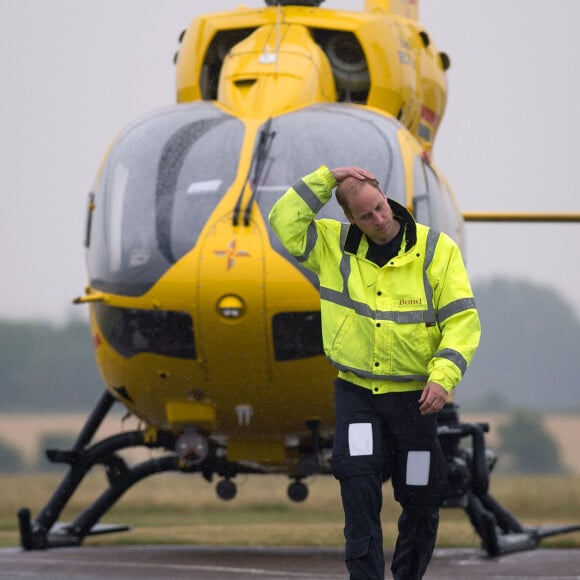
[243,117,276,226]
[232,118,276,227]
[232,165,252,226]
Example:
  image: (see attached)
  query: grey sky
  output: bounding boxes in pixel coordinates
[1,0,579,323]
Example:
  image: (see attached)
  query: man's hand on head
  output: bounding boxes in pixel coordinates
[331,167,376,183]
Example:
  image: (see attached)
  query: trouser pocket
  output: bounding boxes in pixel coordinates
[345,535,371,561]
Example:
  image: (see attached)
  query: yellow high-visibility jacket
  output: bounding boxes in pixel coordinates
[269,165,481,395]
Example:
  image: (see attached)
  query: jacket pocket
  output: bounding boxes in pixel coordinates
[328,313,353,357]
[391,323,433,374]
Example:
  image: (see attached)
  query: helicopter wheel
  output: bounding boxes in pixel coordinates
[216,478,237,501]
[287,480,308,502]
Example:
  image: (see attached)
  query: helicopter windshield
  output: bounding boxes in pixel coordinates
[87,103,244,296]
[86,103,406,296]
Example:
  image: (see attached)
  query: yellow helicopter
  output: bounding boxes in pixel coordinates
[18,0,580,555]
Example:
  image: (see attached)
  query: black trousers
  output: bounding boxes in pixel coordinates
[331,379,449,580]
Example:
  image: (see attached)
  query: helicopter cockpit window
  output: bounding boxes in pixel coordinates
[413,156,456,238]
[87,103,244,296]
[254,103,406,286]
[439,179,465,247]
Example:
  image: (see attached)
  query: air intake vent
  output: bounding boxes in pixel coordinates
[94,304,196,360]
[272,311,323,361]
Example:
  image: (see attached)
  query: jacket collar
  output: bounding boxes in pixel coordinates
[343,198,417,254]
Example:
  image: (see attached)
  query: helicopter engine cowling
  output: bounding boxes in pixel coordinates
[176,2,448,149]
[323,32,370,94]
[218,23,336,118]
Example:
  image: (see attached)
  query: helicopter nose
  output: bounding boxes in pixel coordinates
[194,215,270,390]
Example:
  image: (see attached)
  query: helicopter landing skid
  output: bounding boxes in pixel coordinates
[437,407,580,556]
[16,391,262,550]
[16,390,186,549]
[17,394,580,553]
[461,485,580,555]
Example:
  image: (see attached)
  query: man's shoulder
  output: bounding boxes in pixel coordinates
[316,217,347,236]
[416,223,456,245]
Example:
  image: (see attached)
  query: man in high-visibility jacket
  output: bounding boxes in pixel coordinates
[269,165,481,580]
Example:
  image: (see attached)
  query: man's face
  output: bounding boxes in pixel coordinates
[344,183,399,245]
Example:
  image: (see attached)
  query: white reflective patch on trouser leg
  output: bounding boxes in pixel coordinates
[406,451,431,485]
[348,423,373,456]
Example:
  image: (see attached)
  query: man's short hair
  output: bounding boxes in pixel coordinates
[335,177,381,215]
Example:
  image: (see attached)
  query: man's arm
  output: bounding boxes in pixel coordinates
[426,236,482,400]
[268,166,335,265]
[268,166,374,263]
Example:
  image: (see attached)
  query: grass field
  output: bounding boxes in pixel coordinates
[1,412,580,550]
[1,471,580,550]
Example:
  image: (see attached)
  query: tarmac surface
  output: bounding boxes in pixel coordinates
[1,545,580,579]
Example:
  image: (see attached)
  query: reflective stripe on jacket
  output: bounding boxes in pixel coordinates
[269,166,481,394]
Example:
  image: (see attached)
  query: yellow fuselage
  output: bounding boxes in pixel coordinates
[82,1,460,468]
